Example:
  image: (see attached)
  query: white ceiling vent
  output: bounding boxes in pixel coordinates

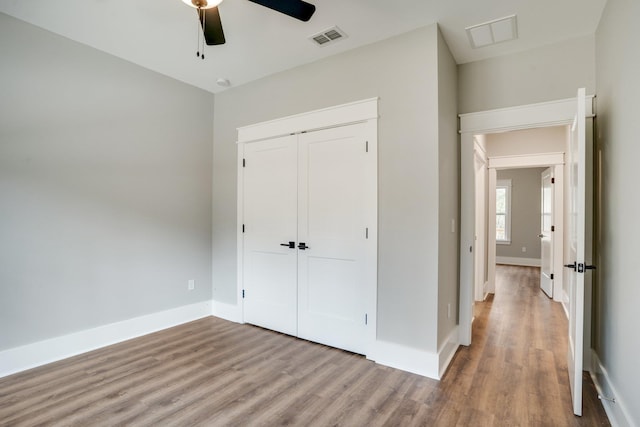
[466,15,518,49]
[310,26,348,47]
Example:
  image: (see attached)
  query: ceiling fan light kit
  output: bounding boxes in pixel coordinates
[181,0,224,10]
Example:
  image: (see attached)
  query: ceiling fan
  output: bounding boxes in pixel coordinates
[181,0,316,47]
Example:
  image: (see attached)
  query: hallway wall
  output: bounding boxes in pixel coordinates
[496,168,546,262]
[594,0,640,424]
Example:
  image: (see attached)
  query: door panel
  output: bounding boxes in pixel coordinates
[540,168,553,297]
[297,123,368,354]
[243,135,298,336]
[566,88,586,416]
[474,146,487,301]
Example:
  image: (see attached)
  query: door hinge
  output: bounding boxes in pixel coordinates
[365,228,369,239]
[242,289,245,299]
[365,313,368,325]
[366,141,369,153]
[551,177,555,184]
[242,224,245,233]
[550,273,554,280]
[551,225,555,232]
[243,158,246,167]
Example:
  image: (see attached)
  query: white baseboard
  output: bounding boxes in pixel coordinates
[496,256,541,267]
[368,340,439,379]
[368,331,460,381]
[212,300,242,323]
[0,301,212,379]
[590,350,636,427]
[369,330,460,381]
[438,327,460,378]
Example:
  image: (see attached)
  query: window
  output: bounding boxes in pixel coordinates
[496,179,511,243]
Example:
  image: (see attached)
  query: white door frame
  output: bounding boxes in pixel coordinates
[459,96,594,346]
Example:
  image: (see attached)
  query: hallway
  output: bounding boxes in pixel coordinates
[443,264,609,425]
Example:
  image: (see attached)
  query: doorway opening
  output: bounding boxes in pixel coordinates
[459,92,595,416]
[459,95,594,348]
[493,167,554,298]
[471,127,567,307]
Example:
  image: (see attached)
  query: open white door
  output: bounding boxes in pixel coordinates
[565,88,588,416]
[474,146,487,301]
[540,168,554,298]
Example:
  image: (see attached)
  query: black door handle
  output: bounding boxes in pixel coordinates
[578,263,597,273]
[298,242,309,250]
[280,241,295,249]
[564,262,577,271]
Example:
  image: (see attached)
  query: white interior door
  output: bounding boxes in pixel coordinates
[487,168,497,294]
[297,123,370,355]
[242,135,298,336]
[540,168,554,298]
[474,148,487,301]
[566,88,587,416]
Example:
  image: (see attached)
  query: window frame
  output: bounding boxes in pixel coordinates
[496,178,512,244]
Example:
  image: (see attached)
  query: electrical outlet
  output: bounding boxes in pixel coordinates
[188,279,195,291]
[522,247,527,253]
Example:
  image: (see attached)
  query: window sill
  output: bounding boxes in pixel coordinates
[496,240,511,245]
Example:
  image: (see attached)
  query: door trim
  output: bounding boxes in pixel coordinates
[459,96,594,135]
[237,98,379,144]
[459,95,594,346]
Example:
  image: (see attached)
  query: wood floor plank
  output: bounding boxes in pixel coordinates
[0,265,611,426]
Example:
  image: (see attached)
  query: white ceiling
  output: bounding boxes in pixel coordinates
[0,0,607,94]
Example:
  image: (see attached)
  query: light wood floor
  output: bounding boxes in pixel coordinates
[0,265,609,426]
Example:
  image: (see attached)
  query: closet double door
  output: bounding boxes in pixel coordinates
[242,122,373,355]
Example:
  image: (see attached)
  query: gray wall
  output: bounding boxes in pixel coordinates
[595,0,640,422]
[495,168,546,259]
[213,24,456,353]
[458,35,596,113]
[0,14,214,350]
[436,29,460,345]
[485,126,567,157]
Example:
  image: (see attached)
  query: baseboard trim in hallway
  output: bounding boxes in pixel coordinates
[591,350,634,427]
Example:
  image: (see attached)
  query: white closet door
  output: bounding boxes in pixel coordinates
[297,123,370,354]
[243,135,298,336]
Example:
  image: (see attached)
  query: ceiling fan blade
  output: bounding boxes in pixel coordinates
[248,0,316,22]
[199,7,225,45]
